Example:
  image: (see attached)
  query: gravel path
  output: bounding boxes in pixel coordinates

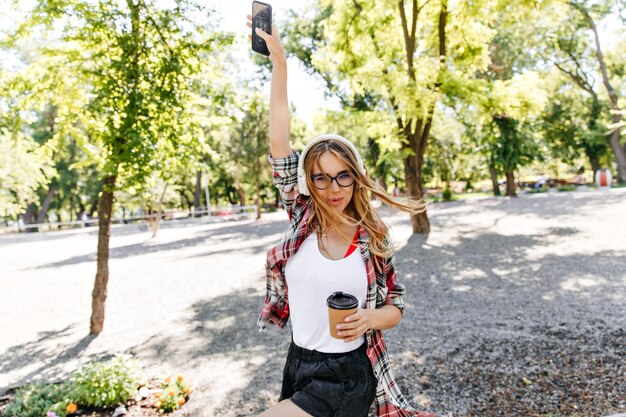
[1,189,625,417]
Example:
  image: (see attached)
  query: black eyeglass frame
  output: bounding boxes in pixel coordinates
[309,171,355,190]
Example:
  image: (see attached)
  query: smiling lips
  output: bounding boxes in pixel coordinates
[330,197,343,206]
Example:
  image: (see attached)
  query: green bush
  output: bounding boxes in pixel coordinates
[2,383,69,417]
[442,188,453,201]
[557,185,576,192]
[69,354,140,408]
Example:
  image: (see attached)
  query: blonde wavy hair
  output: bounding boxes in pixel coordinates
[303,139,426,271]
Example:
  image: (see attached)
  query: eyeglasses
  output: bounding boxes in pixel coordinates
[310,171,355,190]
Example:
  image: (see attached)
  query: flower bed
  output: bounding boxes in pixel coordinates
[0,355,190,417]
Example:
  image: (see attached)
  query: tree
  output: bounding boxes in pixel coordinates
[0,55,58,221]
[0,128,55,219]
[543,0,626,182]
[18,104,102,225]
[571,0,624,182]
[423,113,477,197]
[286,0,496,233]
[482,73,548,196]
[11,0,231,334]
[459,2,553,197]
[541,72,609,174]
[225,93,270,220]
[190,50,238,215]
[0,31,111,224]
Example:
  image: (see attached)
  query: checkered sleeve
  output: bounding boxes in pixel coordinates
[382,235,406,316]
[268,149,300,221]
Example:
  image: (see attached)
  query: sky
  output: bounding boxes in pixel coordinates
[1,1,623,127]
[207,0,340,127]
[0,0,337,127]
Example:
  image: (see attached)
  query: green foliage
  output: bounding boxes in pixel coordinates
[0,128,56,218]
[286,0,554,204]
[457,3,550,185]
[2,0,625,224]
[313,108,403,188]
[1,357,196,416]
[540,71,609,169]
[0,31,97,222]
[425,111,482,188]
[222,93,271,210]
[2,383,69,417]
[557,185,577,192]
[3,0,234,218]
[69,355,140,408]
[536,0,625,179]
[492,116,541,173]
[442,187,453,201]
[310,0,495,119]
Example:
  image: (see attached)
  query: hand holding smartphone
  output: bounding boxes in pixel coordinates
[251,1,272,56]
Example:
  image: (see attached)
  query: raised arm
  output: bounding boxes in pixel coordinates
[247,18,291,157]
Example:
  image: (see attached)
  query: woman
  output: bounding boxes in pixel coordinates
[249,18,436,417]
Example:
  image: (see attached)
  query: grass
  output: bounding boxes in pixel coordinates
[557,185,577,192]
[525,188,550,194]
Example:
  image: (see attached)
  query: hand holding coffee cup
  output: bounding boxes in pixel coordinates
[327,291,359,339]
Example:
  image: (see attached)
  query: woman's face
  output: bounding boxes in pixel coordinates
[311,151,355,214]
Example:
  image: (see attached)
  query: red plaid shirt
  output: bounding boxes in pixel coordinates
[258,150,436,417]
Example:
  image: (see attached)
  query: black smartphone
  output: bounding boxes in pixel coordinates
[251,1,272,56]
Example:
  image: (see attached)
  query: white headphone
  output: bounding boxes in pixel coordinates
[297,134,367,196]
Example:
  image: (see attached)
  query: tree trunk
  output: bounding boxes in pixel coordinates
[23,204,37,225]
[607,129,626,183]
[415,124,433,234]
[505,171,516,197]
[236,182,247,206]
[575,2,625,182]
[90,175,116,335]
[36,184,57,224]
[88,197,99,218]
[589,154,600,176]
[490,166,501,196]
[585,99,605,178]
[623,143,626,175]
[180,190,192,212]
[411,205,430,233]
[35,106,58,225]
[402,135,430,234]
[194,170,202,214]
[402,0,445,234]
[255,162,261,220]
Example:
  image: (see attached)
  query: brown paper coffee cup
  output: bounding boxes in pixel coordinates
[327,292,359,339]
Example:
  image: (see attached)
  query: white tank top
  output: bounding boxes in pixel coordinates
[285,233,367,353]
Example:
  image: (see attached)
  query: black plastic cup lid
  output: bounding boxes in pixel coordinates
[327,291,358,310]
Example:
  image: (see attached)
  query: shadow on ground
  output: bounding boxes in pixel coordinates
[427,190,626,220]
[383,227,626,416]
[129,287,291,416]
[30,219,288,270]
[3,192,625,416]
[0,325,101,393]
[119,213,625,416]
